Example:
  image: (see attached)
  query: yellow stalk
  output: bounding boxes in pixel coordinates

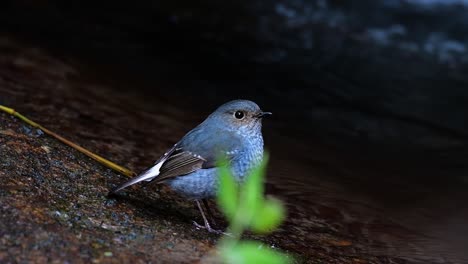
[0,104,135,177]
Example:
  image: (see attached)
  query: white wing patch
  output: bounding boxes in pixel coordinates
[142,160,164,182]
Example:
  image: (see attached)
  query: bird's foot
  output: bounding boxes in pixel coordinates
[193,221,231,236]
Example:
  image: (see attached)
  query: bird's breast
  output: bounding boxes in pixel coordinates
[231,134,264,182]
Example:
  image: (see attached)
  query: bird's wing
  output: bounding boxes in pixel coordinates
[178,126,242,165]
[153,127,242,182]
[110,127,241,194]
[151,147,207,183]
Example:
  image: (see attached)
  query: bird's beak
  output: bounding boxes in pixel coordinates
[255,111,272,118]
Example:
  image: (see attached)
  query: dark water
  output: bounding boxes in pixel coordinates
[266,134,468,263]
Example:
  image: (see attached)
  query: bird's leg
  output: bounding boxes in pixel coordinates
[202,199,217,226]
[193,200,223,234]
[193,200,215,232]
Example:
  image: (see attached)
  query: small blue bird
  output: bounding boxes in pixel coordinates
[110,100,271,233]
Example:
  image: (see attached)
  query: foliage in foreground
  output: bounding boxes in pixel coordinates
[216,153,292,264]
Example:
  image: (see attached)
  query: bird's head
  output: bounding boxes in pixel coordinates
[206,99,271,135]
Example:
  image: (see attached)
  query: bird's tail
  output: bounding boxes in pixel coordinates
[109,163,162,194]
[109,144,178,195]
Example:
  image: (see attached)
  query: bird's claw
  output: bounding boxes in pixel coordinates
[193,221,231,236]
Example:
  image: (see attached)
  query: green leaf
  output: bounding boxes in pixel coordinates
[216,155,238,221]
[250,198,286,234]
[240,153,269,224]
[221,240,292,264]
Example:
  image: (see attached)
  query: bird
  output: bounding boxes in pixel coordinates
[109,99,271,233]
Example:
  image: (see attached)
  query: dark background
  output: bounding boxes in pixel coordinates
[1,0,468,263]
[3,0,468,149]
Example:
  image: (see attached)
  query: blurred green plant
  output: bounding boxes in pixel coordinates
[216,152,293,264]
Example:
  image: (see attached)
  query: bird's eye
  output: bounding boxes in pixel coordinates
[234,111,245,120]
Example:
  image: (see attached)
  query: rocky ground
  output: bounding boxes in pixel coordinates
[0,38,220,263]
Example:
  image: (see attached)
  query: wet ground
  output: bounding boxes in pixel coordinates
[1,33,468,264]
